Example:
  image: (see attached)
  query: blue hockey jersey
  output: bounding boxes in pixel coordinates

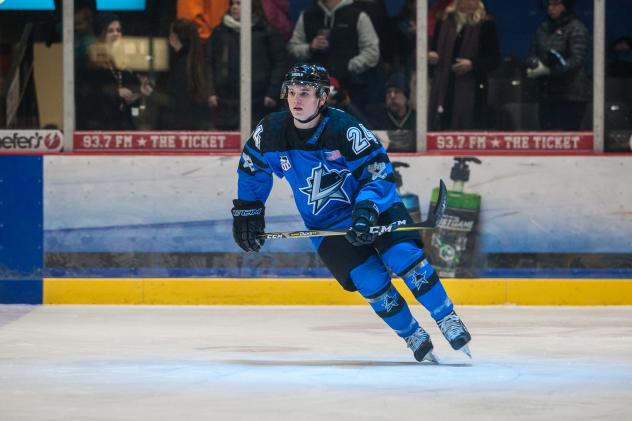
[237,107,401,231]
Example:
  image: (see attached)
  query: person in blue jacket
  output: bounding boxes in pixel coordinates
[231,63,471,362]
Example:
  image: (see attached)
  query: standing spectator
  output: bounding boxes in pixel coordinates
[389,0,452,75]
[261,0,294,42]
[428,0,500,131]
[74,3,96,64]
[76,13,153,130]
[607,37,632,78]
[287,0,380,110]
[368,72,417,152]
[159,19,210,130]
[206,0,287,130]
[526,0,590,131]
[177,0,229,43]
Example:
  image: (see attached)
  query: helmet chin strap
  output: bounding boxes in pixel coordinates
[295,96,327,124]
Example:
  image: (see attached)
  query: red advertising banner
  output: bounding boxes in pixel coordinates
[427,132,593,152]
[0,130,64,154]
[74,131,242,153]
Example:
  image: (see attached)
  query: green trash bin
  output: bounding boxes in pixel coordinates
[423,158,482,278]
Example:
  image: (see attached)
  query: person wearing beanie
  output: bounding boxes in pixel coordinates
[367,72,417,152]
[527,0,589,130]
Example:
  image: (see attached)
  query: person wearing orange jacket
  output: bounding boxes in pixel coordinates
[177,0,229,42]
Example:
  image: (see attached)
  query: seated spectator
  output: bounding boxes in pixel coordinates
[177,0,229,44]
[368,72,417,152]
[287,0,380,111]
[607,37,632,78]
[428,0,500,131]
[158,19,210,130]
[526,0,589,131]
[76,13,153,130]
[326,76,371,125]
[206,0,287,130]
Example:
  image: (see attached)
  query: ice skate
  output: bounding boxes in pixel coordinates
[405,327,438,363]
[437,311,472,358]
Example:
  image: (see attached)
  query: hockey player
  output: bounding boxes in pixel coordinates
[231,63,471,362]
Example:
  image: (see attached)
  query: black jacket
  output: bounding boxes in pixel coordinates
[76,66,139,130]
[205,16,287,129]
[531,12,590,102]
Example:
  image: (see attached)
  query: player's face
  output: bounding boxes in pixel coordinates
[286,85,325,121]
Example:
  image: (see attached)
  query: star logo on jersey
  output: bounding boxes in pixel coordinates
[383,292,400,313]
[299,163,351,215]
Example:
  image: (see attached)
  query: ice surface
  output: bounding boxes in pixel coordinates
[1,305,631,420]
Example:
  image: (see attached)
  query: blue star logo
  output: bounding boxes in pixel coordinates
[299,163,351,215]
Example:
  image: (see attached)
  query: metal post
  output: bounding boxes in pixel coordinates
[62,0,75,151]
[416,0,428,152]
[240,0,252,145]
[593,0,605,152]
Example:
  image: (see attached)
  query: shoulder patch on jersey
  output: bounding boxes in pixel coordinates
[241,152,255,172]
[280,155,291,171]
[367,161,387,180]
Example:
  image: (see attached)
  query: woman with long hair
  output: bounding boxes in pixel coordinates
[161,18,211,129]
[427,0,500,130]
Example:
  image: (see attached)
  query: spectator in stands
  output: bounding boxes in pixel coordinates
[261,0,294,42]
[74,3,96,64]
[352,0,390,64]
[206,0,287,130]
[607,37,632,78]
[158,19,210,130]
[389,0,452,75]
[427,0,500,131]
[287,0,380,111]
[526,0,589,131]
[177,0,229,44]
[326,76,371,125]
[368,72,416,152]
[76,13,153,130]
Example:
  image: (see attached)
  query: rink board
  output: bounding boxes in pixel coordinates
[42,155,632,278]
[42,278,632,305]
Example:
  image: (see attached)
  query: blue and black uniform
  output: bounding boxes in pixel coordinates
[236,106,456,340]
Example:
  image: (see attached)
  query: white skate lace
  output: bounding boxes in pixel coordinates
[438,312,465,342]
[405,328,430,351]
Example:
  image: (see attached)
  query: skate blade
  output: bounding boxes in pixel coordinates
[424,351,440,364]
[459,344,472,358]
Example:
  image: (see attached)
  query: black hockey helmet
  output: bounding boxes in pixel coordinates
[280,63,330,99]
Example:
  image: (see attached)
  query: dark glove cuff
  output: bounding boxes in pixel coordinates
[232,199,265,218]
[354,200,379,218]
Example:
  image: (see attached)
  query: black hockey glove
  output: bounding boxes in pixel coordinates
[231,199,265,252]
[345,200,380,246]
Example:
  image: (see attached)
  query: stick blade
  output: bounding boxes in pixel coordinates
[428,179,448,226]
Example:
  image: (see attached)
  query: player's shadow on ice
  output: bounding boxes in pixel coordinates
[223,359,471,368]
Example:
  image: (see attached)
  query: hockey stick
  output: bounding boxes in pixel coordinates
[259,179,447,240]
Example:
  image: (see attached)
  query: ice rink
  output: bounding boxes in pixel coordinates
[1,305,631,420]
